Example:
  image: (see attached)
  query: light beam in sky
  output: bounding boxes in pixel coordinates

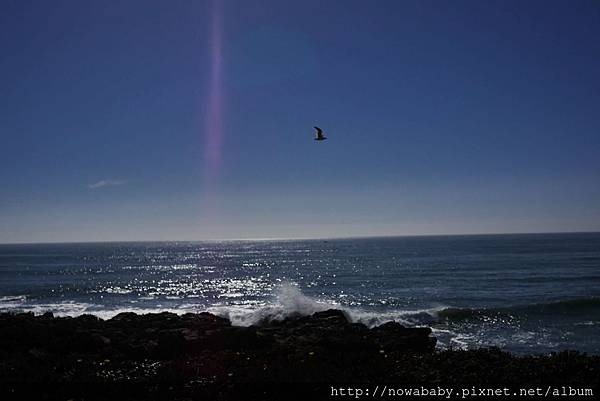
[204,0,223,181]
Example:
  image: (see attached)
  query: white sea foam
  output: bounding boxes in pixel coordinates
[87,306,203,320]
[0,300,94,316]
[0,295,27,304]
[0,294,202,319]
[207,282,338,326]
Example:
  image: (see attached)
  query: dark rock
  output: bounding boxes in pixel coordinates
[2,309,596,401]
[110,312,139,324]
[27,348,48,359]
[372,321,436,352]
[74,314,101,325]
[180,328,200,341]
[311,309,349,322]
[91,333,111,346]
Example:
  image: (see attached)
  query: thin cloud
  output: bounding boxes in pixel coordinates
[88,179,126,189]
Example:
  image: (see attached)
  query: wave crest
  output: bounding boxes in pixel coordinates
[434,297,600,322]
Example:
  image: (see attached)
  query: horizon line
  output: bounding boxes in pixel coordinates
[1,230,599,246]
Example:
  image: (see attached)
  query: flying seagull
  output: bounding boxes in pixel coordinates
[314,126,327,141]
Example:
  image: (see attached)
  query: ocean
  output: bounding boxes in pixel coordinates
[1,233,599,354]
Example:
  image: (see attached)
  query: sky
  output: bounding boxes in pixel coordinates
[1,0,600,243]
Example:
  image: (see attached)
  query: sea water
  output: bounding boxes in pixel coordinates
[1,233,599,354]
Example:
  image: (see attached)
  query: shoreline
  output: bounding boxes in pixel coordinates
[1,309,599,400]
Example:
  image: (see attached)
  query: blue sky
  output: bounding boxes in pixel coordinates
[1,0,599,242]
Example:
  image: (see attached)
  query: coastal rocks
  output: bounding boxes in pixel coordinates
[371,321,437,352]
[0,309,436,359]
[256,309,436,353]
[0,310,599,400]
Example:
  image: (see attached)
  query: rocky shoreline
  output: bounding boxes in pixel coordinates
[1,310,598,400]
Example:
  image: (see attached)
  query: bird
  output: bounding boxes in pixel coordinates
[314,126,327,141]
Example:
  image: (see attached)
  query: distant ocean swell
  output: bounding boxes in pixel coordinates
[436,297,600,321]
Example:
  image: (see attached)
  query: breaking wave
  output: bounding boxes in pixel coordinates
[207,283,443,327]
[207,282,339,326]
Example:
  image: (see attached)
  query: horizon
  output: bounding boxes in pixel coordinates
[2,0,600,243]
[1,229,599,246]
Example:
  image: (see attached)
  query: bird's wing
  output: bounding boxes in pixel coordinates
[314,126,323,138]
